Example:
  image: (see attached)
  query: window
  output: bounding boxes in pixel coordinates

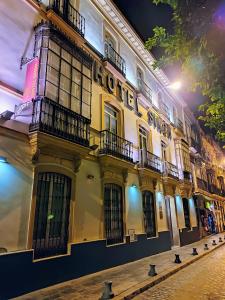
[183,198,191,229]
[142,191,156,238]
[104,103,118,134]
[33,172,71,259]
[158,92,170,119]
[139,126,148,164]
[104,184,124,245]
[39,39,92,119]
[161,141,167,162]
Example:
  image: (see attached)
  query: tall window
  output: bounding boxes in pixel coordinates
[161,141,167,162]
[139,126,148,164]
[104,184,124,245]
[37,38,92,119]
[33,172,71,259]
[183,198,191,229]
[104,104,118,134]
[142,191,156,238]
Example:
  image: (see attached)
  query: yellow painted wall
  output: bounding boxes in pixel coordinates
[155,191,168,232]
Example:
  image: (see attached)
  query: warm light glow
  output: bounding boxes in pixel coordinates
[168,81,182,90]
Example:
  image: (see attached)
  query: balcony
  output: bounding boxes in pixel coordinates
[137,78,152,103]
[104,42,126,77]
[99,130,133,163]
[48,0,85,37]
[139,149,162,173]
[196,178,208,191]
[29,97,90,147]
[163,161,179,180]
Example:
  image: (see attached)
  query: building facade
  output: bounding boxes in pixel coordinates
[0,0,224,298]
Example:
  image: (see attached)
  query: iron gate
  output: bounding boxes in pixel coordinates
[33,172,71,259]
[104,184,124,245]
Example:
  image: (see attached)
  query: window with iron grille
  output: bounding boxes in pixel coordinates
[32,172,71,259]
[142,191,156,238]
[34,25,92,120]
[104,184,124,245]
[183,198,191,229]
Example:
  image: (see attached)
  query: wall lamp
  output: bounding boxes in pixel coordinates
[131,183,137,188]
[0,156,8,163]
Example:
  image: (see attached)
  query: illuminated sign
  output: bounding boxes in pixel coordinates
[23,57,39,102]
[93,61,136,110]
[147,111,172,139]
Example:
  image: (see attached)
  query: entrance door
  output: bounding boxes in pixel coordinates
[33,172,71,259]
[165,196,180,247]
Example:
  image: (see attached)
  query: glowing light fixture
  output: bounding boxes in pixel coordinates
[168,81,182,90]
[0,156,8,163]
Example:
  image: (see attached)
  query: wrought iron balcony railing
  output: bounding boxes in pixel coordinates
[137,78,152,103]
[29,97,90,147]
[104,42,126,77]
[99,130,133,162]
[163,161,179,180]
[196,177,208,191]
[139,149,162,173]
[48,0,85,37]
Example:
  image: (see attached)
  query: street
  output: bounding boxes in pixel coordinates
[135,244,225,300]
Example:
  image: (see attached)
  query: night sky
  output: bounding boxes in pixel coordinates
[113,0,206,112]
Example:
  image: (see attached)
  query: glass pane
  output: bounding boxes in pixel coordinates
[72,82,81,99]
[48,51,60,70]
[71,96,81,113]
[105,114,110,130]
[62,49,71,63]
[83,76,91,91]
[111,118,117,134]
[47,66,59,85]
[82,89,91,105]
[60,75,70,93]
[72,58,81,70]
[83,66,91,78]
[61,60,71,77]
[49,40,60,55]
[82,103,90,119]
[72,69,81,84]
[59,90,70,108]
[46,82,58,101]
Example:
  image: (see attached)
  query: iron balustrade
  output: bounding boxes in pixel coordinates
[137,78,152,103]
[163,161,179,179]
[48,0,85,37]
[104,41,126,77]
[196,177,208,191]
[140,149,162,173]
[29,97,90,147]
[99,130,133,163]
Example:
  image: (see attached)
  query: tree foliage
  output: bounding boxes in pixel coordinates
[146,0,225,142]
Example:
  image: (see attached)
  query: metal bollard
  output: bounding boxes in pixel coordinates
[148,264,157,277]
[212,240,217,246]
[192,248,198,255]
[174,254,182,264]
[99,281,114,300]
[219,237,223,243]
[204,244,209,250]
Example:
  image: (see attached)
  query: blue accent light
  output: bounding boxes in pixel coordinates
[0,156,7,163]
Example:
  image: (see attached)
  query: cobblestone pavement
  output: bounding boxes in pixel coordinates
[14,234,225,300]
[135,244,225,300]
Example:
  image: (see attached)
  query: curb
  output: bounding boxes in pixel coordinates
[114,240,225,300]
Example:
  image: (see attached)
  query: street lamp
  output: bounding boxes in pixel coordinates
[168,81,182,91]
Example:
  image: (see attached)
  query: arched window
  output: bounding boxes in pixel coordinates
[142,191,156,238]
[33,172,72,259]
[104,183,124,245]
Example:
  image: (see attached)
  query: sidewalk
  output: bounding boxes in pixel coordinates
[14,233,225,300]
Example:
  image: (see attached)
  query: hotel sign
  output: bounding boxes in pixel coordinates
[23,57,39,102]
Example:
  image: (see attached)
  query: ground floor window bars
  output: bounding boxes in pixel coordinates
[104,184,124,246]
[32,172,71,259]
[142,191,156,238]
